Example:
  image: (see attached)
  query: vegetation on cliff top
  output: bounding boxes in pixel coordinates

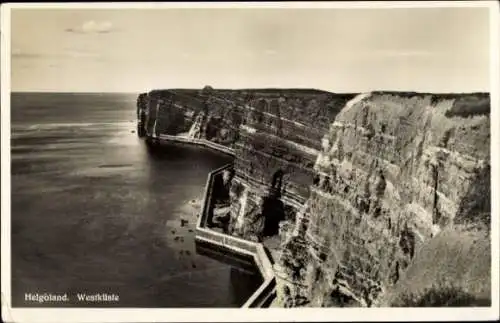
[390,283,490,307]
[383,224,490,307]
[368,91,490,117]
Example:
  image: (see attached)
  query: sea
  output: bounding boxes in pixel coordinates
[9,92,261,308]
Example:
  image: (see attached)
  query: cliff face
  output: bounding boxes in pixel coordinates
[138,88,356,242]
[137,89,490,307]
[274,92,490,307]
[227,92,356,242]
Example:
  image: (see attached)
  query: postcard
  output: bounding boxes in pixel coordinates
[1,1,499,322]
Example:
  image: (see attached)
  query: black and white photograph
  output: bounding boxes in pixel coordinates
[1,1,499,322]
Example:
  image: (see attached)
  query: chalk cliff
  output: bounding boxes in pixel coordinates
[137,88,491,307]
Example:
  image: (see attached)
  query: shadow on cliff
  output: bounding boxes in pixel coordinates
[261,195,285,237]
[455,163,491,229]
[261,170,286,237]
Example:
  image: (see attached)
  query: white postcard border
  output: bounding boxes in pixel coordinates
[1,1,499,322]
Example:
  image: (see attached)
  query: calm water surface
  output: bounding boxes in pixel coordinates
[10,92,261,307]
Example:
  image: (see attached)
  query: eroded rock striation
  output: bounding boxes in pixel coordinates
[137,88,490,307]
[274,92,490,307]
[138,87,355,241]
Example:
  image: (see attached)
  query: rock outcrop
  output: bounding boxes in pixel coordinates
[274,92,490,307]
[137,88,491,307]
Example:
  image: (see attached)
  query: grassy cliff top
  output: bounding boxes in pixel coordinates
[382,224,491,307]
[144,88,489,96]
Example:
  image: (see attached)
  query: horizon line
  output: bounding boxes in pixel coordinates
[10,88,491,95]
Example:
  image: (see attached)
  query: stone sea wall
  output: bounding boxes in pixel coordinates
[137,88,490,307]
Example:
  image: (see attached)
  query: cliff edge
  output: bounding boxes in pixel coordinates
[136,88,491,307]
[274,91,490,307]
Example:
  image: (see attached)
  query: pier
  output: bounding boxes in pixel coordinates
[154,134,277,308]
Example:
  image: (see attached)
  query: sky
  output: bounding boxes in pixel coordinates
[10,6,491,93]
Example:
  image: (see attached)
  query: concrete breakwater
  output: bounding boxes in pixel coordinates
[155,135,276,308]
